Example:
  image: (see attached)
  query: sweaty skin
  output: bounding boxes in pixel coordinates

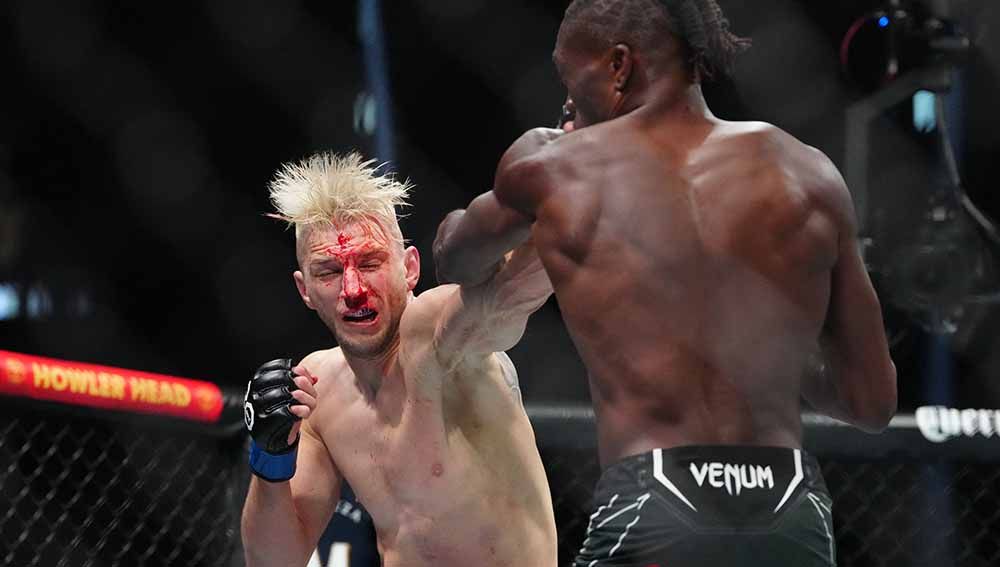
[243,220,557,567]
[512,120,854,464]
[297,343,552,567]
[435,35,896,467]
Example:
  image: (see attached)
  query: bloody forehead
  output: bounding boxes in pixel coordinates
[307,223,391,260]
[313,242,386,262]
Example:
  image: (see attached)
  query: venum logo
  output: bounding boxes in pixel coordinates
[689,462,775,496]
[916,406,1000,443]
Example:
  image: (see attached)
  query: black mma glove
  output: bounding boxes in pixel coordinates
[244,358,301,482]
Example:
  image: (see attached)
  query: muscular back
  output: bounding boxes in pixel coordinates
[522,119,841,464]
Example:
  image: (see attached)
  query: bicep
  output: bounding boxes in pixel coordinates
[289,422,342,545]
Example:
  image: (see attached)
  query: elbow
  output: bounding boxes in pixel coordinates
[850,361,898,433]
[853,398,897,434]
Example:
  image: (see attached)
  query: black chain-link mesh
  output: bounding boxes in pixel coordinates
[0,405,247,567]
[6,402,1000,567]
[824,461,1000,567]
[543,448,1000,566]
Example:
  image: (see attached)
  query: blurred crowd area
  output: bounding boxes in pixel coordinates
[1,0,998,410]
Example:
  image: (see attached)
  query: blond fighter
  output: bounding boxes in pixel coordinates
[240,153,557,567]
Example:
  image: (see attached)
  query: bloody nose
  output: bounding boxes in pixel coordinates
[342,267,368,308]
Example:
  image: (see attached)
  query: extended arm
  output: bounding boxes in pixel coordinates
[802,161,897,433]
[434,128,562,286]
[433,191,533,286]
[407,240,553,378]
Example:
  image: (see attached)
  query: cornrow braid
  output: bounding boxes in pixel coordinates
[562,0,750,81]
[665,0,751,80]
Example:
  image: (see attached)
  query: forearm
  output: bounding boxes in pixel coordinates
[434,198,532,286]
[801,344,854,424]
[242,478,314,567]
[434,210,507,286]
[801,337,896,432]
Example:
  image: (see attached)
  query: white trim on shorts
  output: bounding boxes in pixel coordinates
[807,492,836,567]
[587,493,651,567]
[773,449,803,513]
[653,448,698,511]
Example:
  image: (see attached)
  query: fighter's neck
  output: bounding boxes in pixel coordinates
[635,82,716,128]
[342,293,413,397]
[343,340,400,397]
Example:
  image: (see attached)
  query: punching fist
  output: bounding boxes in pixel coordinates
[244,359,318,482]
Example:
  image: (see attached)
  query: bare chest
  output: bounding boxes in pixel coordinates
[319,383,498,524]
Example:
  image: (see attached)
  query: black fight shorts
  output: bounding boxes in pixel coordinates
[574,446,836,567]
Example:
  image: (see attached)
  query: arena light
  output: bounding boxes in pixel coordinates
[913,89,937,132]
[353,91,378,136]
[0,284,17,321]
[358,0,395,165]
[25,285,52,319]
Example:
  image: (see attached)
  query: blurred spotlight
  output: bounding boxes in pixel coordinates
[353,92,378,137]
[26,285,53,320]
[913,90,937,132]
[0,284,18,321]
[70,291,94,318]
[359,0,396,164]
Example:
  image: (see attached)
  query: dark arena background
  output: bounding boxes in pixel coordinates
[2,1,1000,566]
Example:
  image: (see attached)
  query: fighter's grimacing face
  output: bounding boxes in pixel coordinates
[293,219,419,359]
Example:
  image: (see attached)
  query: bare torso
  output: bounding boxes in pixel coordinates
[302,290,556,566]
[532,117,840,465]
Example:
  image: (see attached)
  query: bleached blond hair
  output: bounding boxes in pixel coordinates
[268,151,412,246]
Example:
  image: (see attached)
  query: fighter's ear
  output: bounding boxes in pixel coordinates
[403,246,420,291]
[293,270,316,311]
[610,43,633,92]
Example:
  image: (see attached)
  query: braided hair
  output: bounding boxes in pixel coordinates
[561,0,751,81]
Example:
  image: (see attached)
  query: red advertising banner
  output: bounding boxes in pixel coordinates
[0,350,223,423]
